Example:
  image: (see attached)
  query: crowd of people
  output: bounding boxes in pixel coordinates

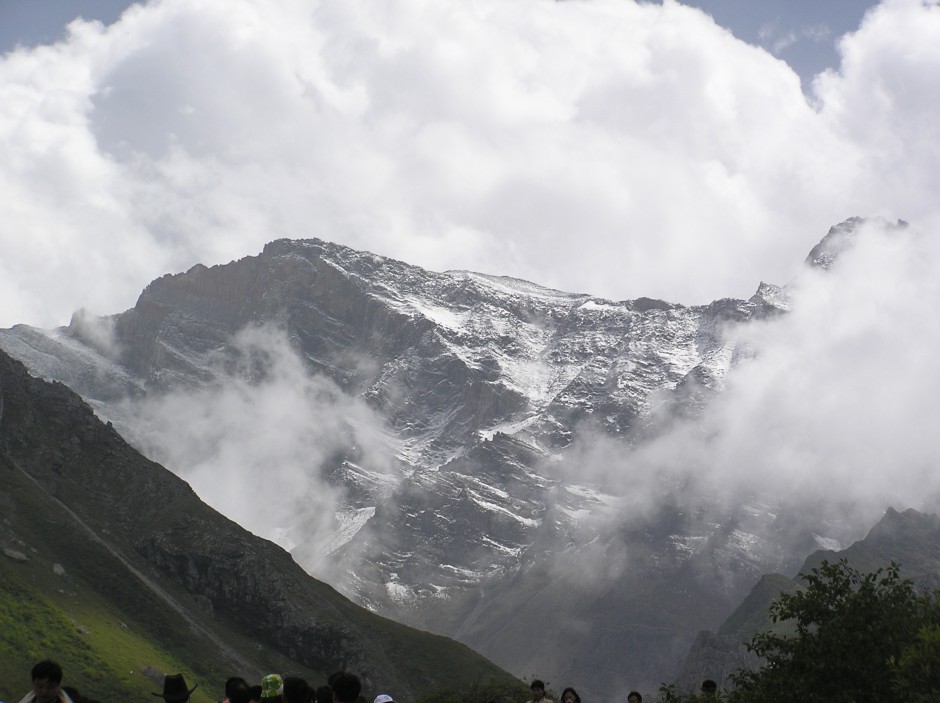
[526,676,719,703]
[528,678,645,703]
[10,660,381,703]
[11,659,721,703]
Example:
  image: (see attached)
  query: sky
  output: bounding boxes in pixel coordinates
[2,0,937,331]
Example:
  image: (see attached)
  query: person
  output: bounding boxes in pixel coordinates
[373,695,394,703]
[248,685,263,703]
[527,680,552,703]
[152,674,199,703]
[223,678,249,703]
[19,660,74,703]
[314,687,332,703]
[283,678,310,703]
[627,692,642,703]
[559,688,579,703]
[329,672,361,703]
[261,675,284,703]
[700,680,718,697]
[227,679,252,703]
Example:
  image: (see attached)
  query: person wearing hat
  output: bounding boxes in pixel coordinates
[153,674,199,703]
[260,675,284,703]
[19,660,74,703]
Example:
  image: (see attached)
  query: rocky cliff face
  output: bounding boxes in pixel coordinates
[0,219,886,697]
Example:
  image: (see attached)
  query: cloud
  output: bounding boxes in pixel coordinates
[1,0,938,331]
[758,19,831,55]
[114,323,396,576]
[567,218,940,546]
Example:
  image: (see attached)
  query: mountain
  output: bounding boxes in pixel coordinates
[674,506,940,692]
[0,217,895,698]
[0,348,519,703]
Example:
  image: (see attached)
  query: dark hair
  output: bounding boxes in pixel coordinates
[627,692,642,703]
[228,680,251,703]
[249,685,263,702]
[226,678,248,699]
[283,677,310,703]
[530,681,545,691]
[330,673,361,703]
[560,688,580,703]
[701,680,718,694]
[32,660,64,684]
[315,687,332,703]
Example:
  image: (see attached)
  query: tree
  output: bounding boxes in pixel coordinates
[728,558,940,703]
[891,623,940,702]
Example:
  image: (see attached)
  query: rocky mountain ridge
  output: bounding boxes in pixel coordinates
[0,217,900,697]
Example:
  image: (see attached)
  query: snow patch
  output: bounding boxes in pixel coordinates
[467,490,539,527]
[319,506,376,555]
[578,299,624,312]
[813,533,842,551]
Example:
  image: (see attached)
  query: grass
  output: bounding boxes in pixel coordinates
[0,557,211,702]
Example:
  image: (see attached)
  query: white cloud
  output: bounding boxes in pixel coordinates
[2,0,939,515]
[590,218,940,540]
[0,0,937,341]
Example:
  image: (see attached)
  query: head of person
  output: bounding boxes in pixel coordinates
[560,688,579,703]
[329,673,360,703]
[153,674,198,703]
[261,675,284,703]
[31,661,64,703]
[248,685,263,703]
[627,692,642,703]
[315,687,332,703]
[283,678,310,703]
[530,681,546,702]
[227,679,251,703]
[226,678,248,701]
[700,680,717,696]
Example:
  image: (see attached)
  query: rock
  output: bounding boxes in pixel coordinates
[3,547,28,561]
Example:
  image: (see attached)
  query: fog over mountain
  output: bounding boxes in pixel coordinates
[627,217,940,525]
[3,216,939,698]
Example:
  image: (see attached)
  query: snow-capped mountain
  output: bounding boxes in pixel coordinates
[0,219,877,696]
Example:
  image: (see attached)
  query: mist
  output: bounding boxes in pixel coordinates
[115,324,398,577]
[553,218,940,562]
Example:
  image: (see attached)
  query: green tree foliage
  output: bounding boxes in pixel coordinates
[891,624,940,702]
[728,559,940,703]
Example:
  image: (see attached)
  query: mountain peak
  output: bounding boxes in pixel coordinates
[804,216,909,271]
